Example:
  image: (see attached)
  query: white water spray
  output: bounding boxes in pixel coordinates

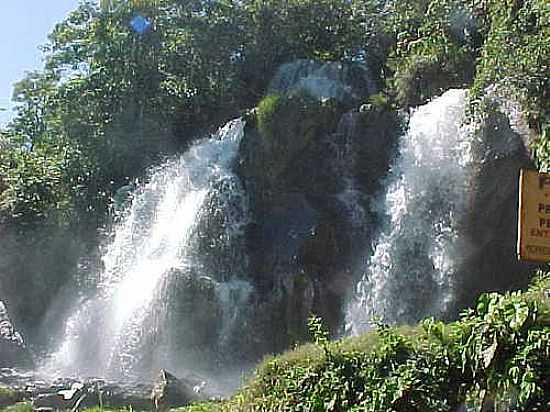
[334,112,367,228]
[347,89,473,333]
[44,119,252,379]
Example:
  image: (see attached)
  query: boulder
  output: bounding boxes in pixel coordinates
[454,94,537,313]
[29,379,154,411]
[32,382,88,411]
[0,301,31,368]
[237,60,400,353]
[150,369,203,411]
[0,385,23,408]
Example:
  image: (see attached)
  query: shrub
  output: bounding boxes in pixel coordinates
[0,402,31,412]
[181,274,550,411]
[385,0,480,107]
[471,0,549,126]
[256,94,282,140]
[0,387,20,409]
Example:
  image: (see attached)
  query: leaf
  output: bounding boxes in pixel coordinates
[509,303,530,331]
[482,335,498,369]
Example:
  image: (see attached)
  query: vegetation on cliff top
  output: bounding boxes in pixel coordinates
[0,388,21,410]
[1,0,547,227]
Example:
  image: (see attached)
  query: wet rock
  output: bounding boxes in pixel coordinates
[0,301,32,368]
[455,94,537,314]
[155,269,224,361]
[0,385,23,408]
[191,175,250,279]
[32,383,87,411]
[112,182,136,212]
[269,59,378,106]
[16,377,152,411]
[0,367,213,411]
[97,380,152,411]
[236,60,400,353]
[151,369,203,411]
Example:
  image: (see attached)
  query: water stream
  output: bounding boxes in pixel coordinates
[42,119,252,382]
[347,89,473,333]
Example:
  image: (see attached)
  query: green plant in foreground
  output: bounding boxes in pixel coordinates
[0,402,32,412]
[0,387,21,411]
[180,274,550,411]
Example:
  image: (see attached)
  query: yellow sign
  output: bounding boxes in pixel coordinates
[517,168,550,262]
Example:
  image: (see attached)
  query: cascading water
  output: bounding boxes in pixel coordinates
[43,119,252,380]
[347,89,473,333]
[334,112,367,229]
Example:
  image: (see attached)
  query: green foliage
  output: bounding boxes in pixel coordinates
[471,0,549,125]
[384,0,482,106]
[0,402,31,412]
[468,0,550,172]
[182,275,550,411]
[1,0,547,227]
[1,0,388,228]
[382,0,548,132]
[308,314,330,348]
[366,92,391,111]
[256,94,281,141]
[174,401,221,412]
[0,387,19,409]
[0,142,92,226]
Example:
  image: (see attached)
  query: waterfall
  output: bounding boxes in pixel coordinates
[347,89,473,333]
[334,112,367,229]
[43,119,252,380]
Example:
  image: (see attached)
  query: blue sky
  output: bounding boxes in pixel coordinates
[0,0,81,127]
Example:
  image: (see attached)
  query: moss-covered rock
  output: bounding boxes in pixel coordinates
[393,53,476,107]
[242,90,346,198]
[0,387,22,409]
[236,61,400,355]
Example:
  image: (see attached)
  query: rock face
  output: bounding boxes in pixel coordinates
[0,371,153,411]
[0,301,31,368]
[150,369,203,411]
[237,59,399,352]
[268,59,378,105]
[0,368,213,411]
[455,94,537,313]
[30,380,154,411]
